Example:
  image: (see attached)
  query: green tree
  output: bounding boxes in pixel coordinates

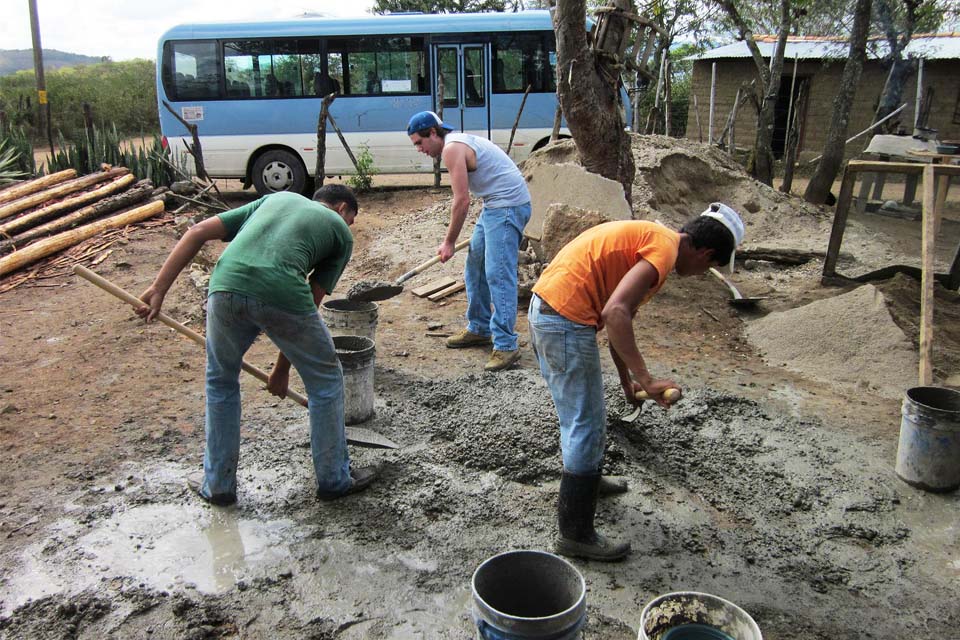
[372,0,518,12]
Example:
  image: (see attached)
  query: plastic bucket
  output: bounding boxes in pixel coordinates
[321,299,378,341]
[333,335,375,425]
[472,550,586,640]
[895,386,960,492]
[638,592,762,640]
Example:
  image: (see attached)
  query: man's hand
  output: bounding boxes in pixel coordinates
[267,364,290,399]
[625,378,679,408]
[437,239,456,263]
[136,286,165,323]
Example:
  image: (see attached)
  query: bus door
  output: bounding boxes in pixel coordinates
[433,44,490,138]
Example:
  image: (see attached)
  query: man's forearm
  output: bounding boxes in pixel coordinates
[444,197,470,244]
[150,231,207,294]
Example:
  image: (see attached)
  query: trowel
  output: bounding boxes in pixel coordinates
[74,266,400,449]
[348,238,470,302]
[708,267,766,309]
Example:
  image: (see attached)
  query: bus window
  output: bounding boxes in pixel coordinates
[464,47,484,107]
[224,40,303,98]
[163,41,221,101]
[327,36,427,96]
[492,33,556,93]
[437,47,458,108]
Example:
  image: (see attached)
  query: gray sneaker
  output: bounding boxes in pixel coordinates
[186,472,236,507]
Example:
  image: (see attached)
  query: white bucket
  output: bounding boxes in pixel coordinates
[333,335,375,425]
[321,298,378,341]
[895,386,960,492]
[638,592,762,640]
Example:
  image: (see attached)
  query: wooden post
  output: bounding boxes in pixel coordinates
[325,112,359,171]
[821,165,859,279]
[692,94,703,143]
[708,62,717,144]
[507,85,532,156]
[919,164,937,385]
[550,102,563,144]
[161,100,220,198]
[663,58,672,137]
[728,87,741,154]
[434,71,444,187]
[27,0,54,155]
[914,58,924,130]
[315,92,336,189]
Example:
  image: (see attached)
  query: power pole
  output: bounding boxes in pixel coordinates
[28,0,55,155]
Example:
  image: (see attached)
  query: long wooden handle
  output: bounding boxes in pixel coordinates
[395,238,471,285]
[635,387,682,404]
[73,265,310,408]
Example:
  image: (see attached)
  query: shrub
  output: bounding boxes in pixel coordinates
[347,144,377,193]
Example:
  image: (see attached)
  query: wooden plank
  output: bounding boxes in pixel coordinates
[411,276,457,298]
[427,281,465,302]
[822,166,858,279]
[919,164,937,386]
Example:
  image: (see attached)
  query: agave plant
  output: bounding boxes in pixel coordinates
[0,140,27,185]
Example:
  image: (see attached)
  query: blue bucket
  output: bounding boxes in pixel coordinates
[472,550,586,640]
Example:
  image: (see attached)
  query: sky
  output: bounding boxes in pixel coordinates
[2,0,377,61]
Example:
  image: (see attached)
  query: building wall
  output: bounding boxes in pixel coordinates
[685,56,960,161]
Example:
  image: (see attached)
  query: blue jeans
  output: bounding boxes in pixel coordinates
[464,202,531,352]
[203,292,352,498]
[527,295,607,475]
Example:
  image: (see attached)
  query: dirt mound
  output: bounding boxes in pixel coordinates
[522,135,834,254]
[744,284,917,399]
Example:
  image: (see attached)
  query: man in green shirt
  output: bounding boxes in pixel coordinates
[136,185,375,505]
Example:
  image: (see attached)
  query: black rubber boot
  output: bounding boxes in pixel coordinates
[555,471,630,561]
[598,475,628,497]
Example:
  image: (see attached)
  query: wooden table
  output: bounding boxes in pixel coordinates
[822,159,960,385]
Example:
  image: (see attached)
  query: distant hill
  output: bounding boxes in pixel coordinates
[0,49,105,77]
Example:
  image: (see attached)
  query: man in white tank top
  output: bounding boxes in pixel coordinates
[407,111,532,372]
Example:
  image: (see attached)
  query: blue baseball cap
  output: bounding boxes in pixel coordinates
[407,111,454,136]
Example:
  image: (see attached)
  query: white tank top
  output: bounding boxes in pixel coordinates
[445,133,530,209]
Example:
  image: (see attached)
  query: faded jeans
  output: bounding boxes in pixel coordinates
[464,202,531,352]
[527,294,606,475]
[203,292,352,498]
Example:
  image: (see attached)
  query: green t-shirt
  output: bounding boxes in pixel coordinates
[208,192,353,314]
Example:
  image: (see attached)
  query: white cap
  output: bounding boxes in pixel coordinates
[700,202,744,272]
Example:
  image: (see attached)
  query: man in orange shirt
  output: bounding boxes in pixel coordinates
[528,204,744,561]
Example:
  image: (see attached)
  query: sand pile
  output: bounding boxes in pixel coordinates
[521,135,834,253]
[745,284,918,399]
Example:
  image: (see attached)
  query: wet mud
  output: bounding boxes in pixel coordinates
[1,368,956,639]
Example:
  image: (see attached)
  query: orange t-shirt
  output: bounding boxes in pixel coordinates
[532,221,680,327]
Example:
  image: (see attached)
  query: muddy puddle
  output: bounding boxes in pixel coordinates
[1,369,958,639]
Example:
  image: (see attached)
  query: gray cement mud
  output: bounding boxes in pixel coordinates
[1,368,957,639]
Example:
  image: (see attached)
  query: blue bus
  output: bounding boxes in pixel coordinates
[157,11,565,195]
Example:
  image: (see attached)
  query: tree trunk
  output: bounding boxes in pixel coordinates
[555,0,635,203]
[0,169,76,206]
[804,0,873,205]
[873,0,919,131]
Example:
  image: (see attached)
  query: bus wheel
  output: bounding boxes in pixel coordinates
[252,149,307,195]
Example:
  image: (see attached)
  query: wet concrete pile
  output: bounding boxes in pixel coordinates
[1,368,956,639]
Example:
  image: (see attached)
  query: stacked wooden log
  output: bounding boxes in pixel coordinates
[0,166,169,282]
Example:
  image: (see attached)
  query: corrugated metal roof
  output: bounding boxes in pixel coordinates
[689,33,960,61]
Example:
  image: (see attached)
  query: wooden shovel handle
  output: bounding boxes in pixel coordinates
[635,387,682,404]
[73,265,310,408]
[395,238,471,285]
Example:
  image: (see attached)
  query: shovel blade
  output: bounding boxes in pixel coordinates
[347,282,404,302]
[345,426,400,449]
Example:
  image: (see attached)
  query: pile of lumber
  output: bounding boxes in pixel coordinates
[0,166,169,288]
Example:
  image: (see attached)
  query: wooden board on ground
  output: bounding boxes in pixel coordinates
[428,281,465,302]
[411,276,457,298]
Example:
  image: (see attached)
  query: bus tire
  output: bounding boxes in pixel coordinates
[251,149,308,196]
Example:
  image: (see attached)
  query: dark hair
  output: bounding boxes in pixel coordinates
[416,126,448,140]
[313,184,358,213]
[679,216,735,266]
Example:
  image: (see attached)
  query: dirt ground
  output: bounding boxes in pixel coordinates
[1,137,959,639]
